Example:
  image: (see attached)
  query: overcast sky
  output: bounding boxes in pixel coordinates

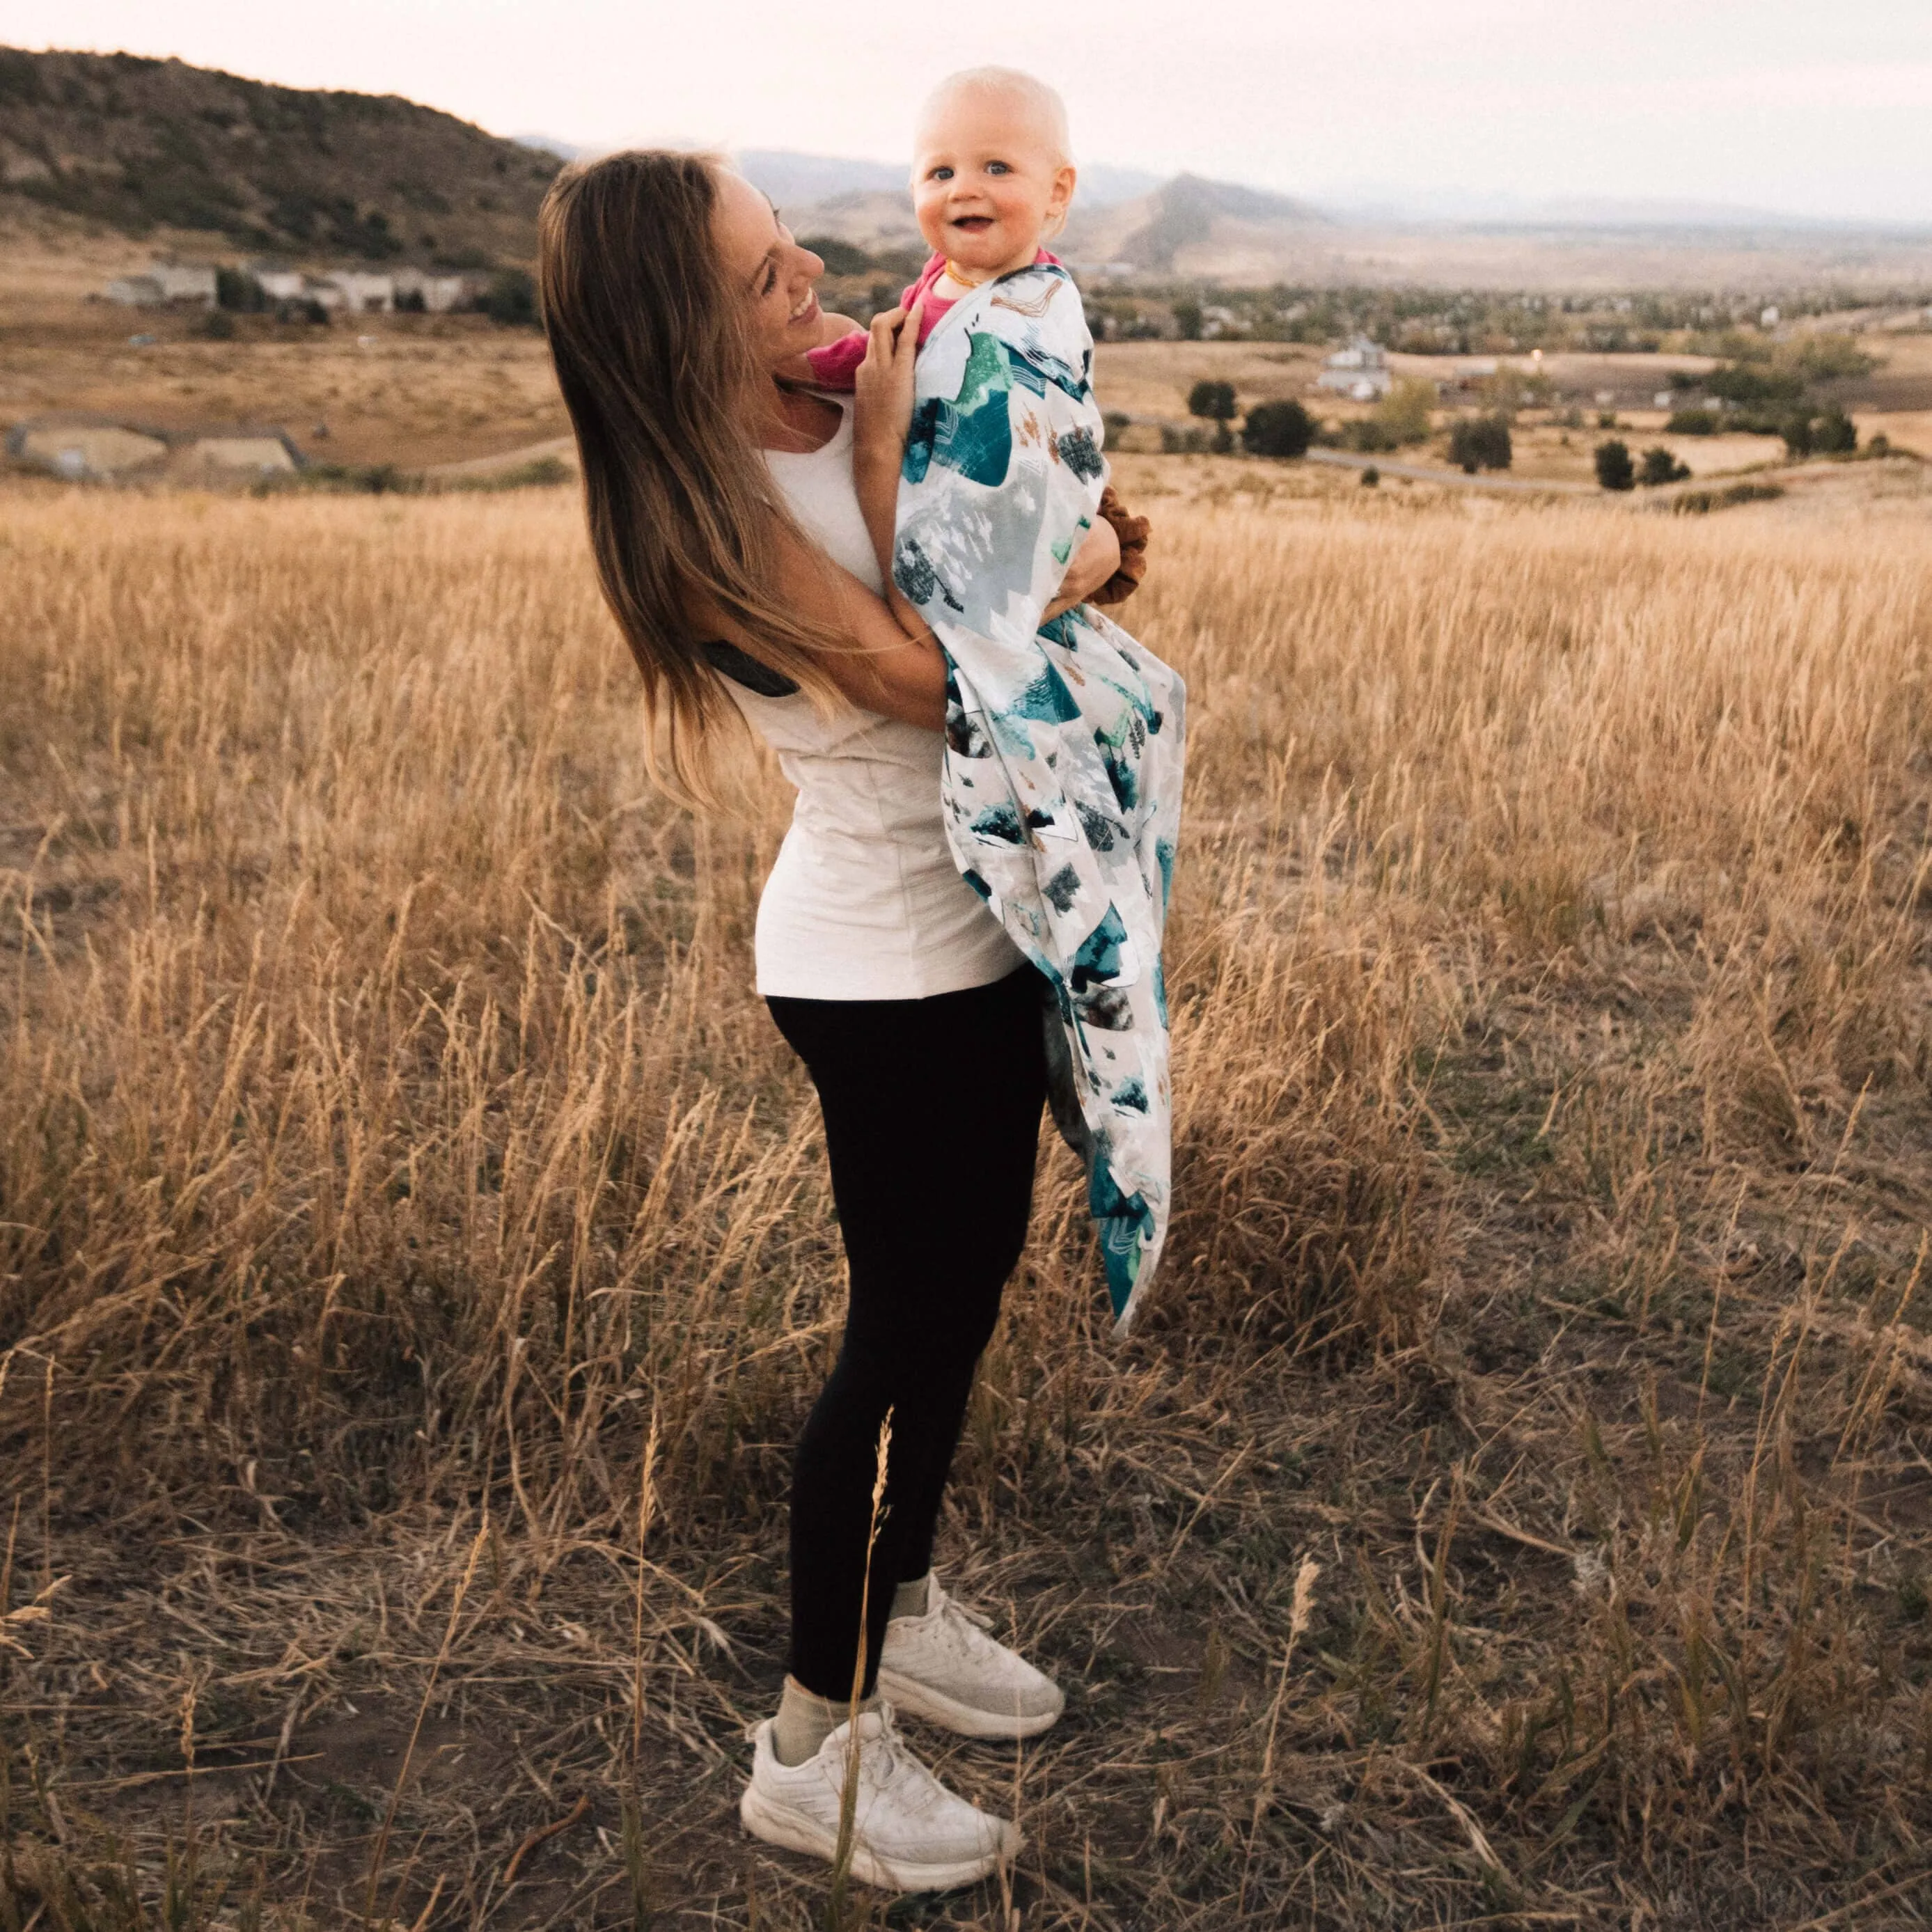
[11,1,1929,223]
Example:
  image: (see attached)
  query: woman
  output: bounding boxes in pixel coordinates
[537,152,1124,1894]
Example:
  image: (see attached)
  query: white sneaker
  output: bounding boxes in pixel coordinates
[739,1703,1018,1893]
[877,1578,1065,1740]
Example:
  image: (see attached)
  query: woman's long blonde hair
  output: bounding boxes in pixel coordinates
[537,150,840,801]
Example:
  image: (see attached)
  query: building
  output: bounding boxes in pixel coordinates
[102,260,219,306]
[6,415,169,479]
[251,267,308,303]
[391,267,472,313]
[322,272,396,314]
[1316,334,1392,401]
[104,274,164,308]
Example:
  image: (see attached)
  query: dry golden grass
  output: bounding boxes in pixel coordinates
[3,477,1932,1928]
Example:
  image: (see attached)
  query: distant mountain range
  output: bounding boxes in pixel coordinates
[4,48,1922,291]
[0,46,559,264]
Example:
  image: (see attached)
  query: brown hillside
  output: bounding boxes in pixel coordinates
[0,46,559,265]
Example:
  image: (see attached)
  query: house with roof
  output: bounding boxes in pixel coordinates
[1316,334,1392,401]
[103,262,218,306]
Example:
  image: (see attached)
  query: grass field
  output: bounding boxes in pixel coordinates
[4,472,1932,1929]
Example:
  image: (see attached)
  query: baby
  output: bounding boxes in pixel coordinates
[807,68,1185,1329]
[806,68,1147,602]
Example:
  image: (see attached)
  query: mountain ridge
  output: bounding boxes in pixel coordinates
[0,46,560,264]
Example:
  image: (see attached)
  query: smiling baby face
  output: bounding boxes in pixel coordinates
[911,69,1076,282]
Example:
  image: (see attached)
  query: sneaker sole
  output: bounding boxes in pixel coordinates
[874,1665,1064,1740]
[738,1782,1012,1892]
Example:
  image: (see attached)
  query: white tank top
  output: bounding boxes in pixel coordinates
[723,400,1023,1001]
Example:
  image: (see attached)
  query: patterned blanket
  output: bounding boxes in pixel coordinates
[890,262,1186,1330]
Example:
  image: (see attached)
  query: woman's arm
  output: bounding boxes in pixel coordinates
[685,530,948,733]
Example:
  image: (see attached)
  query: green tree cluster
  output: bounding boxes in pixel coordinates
[1448,414,1512,473]
[1594,439,1635,491]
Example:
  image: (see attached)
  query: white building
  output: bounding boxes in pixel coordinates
[391,267,471,313]
[251,268,308,303]
[104,274,164,307]
[104,260,218,307]
[1316,334,1392,401]
[322,271,396,314]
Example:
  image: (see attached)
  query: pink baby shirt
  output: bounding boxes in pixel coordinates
[804,249,1060,390]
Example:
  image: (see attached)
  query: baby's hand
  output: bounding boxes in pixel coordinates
[853,297,924,466]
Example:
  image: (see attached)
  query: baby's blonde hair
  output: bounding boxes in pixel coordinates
[918,66,1073,168]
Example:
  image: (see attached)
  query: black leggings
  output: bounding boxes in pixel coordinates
[767,965,1047,1699]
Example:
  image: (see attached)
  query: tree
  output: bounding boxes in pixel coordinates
[1594,439,1635,491]
[1241,399,1314,459]
[1780,414,1813,459]
[1188,379,1239,452]
[1639,446,1691,485]
[1813,407,1858,454]
[478,267,539,328]
[1172,298,1203,341]
[1374,377,1437,446]
[1448,413,1511,473]
[216,266,266,313]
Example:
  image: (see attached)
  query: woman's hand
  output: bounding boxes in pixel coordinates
[1044,516,1122,620]
[852,297,924,588]
[852,297,922,471]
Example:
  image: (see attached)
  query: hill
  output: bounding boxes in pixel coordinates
[0,46,560,265]
[1064,171,1332,272]
[774,168,1334,276]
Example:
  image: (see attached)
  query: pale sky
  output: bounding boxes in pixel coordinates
[10,1,1930,223]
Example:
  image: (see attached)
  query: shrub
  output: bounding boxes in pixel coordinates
[1448,413,1511,473]
[1671,480,1785,514]
[1667,408,1720,435]
[1791,333,1877,382]
[1594,439,1635,490]
[1639,446,1692,486]
[1708,363,1805,407]
[1343,418,1399,453]
[1373,377,1437,446]
[1812,407,1858,455]
[1597,410,1619,429]
[1172,298,1203,341]
[216,266,265,313]
[1781,414,1814,459]
[1241,399,1314,459]
[478,267,539,328]
[1360,464,1381,487]
[194,308,236,340]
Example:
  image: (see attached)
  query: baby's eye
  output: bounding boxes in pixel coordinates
[929,166,953,182]
[987,161,1011,175]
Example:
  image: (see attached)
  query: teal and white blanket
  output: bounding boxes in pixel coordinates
[891,262,1186,1331]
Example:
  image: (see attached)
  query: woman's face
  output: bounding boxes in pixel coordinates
[712,166,826,373]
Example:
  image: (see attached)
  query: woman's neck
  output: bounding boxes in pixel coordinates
[757,379,842,454]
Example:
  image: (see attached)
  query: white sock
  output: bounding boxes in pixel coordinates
[771,1676,876,1768]
[891,1572,932,1621]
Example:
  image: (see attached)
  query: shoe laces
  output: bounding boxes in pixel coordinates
[932,1586,997,1654]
